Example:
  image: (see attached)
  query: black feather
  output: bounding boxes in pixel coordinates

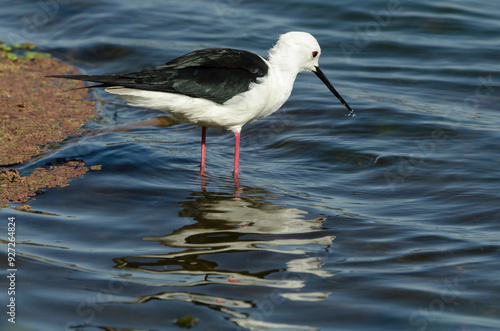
[47,48,269,104]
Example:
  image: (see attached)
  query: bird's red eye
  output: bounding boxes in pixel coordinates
[312,51,318,58]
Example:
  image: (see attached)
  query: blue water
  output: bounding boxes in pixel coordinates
[1,1,500,330]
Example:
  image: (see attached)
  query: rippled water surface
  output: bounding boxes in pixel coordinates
[1,1,500,330]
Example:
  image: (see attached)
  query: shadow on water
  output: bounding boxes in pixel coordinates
[112,184,335,330]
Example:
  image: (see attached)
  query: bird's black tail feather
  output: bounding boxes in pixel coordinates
[46,74,127,88]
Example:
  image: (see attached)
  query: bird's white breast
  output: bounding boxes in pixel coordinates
[105,62,297,133]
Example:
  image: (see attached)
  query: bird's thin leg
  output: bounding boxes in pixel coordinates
[233,130,241,179]
[200,126,207,174]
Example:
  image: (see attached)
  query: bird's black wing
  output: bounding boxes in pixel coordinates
[47,48,269,104]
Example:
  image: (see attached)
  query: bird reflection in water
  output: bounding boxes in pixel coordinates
[113,186,335,329]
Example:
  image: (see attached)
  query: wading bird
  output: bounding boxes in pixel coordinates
[48,31,354,179]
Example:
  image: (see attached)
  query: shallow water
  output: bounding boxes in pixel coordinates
[1,0,500,330]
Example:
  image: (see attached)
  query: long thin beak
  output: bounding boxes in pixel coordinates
[314,66,353,112]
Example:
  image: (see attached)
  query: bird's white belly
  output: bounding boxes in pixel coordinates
[105,68,294,133]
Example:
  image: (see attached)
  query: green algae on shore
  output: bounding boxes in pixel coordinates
[0,162,102,206]
[0,42,100,207]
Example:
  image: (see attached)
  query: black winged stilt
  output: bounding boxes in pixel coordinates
[48,31,354,179]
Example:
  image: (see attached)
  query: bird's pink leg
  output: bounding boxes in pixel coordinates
[200,126,207,174]
[233,131,241,179]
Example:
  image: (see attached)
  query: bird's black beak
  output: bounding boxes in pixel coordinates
[314,66,354,113]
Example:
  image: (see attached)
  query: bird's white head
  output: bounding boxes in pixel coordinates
[269,31,355,113]
[268,31,322,73]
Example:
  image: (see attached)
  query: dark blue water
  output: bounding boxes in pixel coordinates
[1,1,500,330]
